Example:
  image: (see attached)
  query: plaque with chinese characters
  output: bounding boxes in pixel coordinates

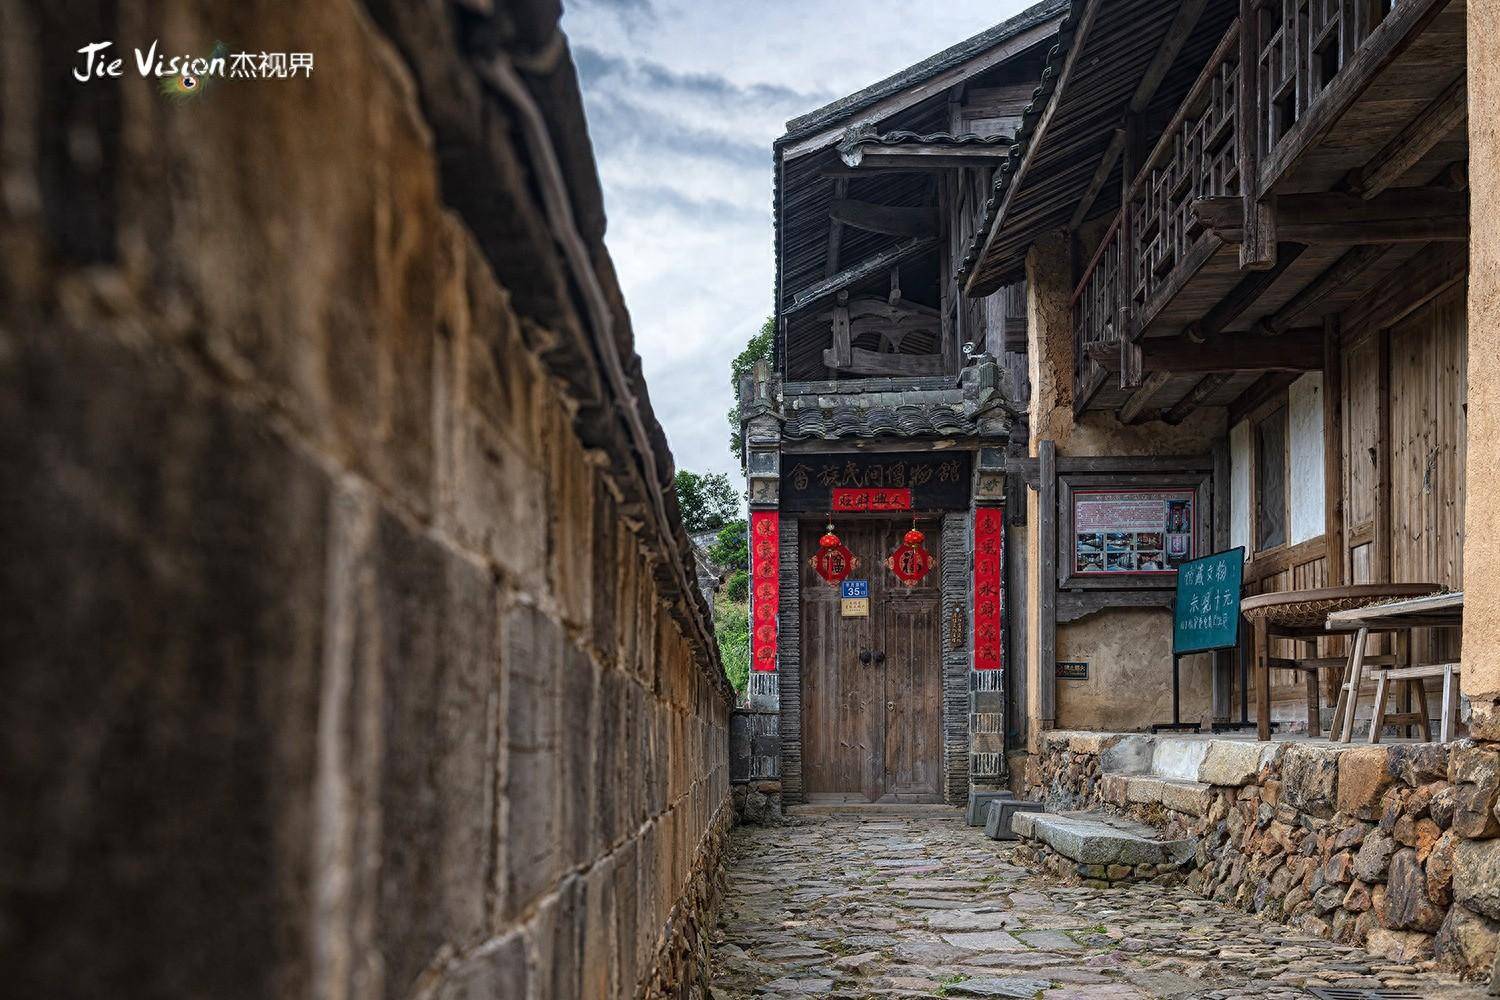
[780,452,971,513]
[1172,547,1244,655]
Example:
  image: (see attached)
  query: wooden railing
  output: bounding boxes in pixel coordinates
[1070,0,1401,402]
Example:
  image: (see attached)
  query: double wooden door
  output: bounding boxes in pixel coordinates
[801,519,943,803]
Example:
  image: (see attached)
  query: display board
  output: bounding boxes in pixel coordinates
[1070,487,1196,575]
[1172,547,1245,655]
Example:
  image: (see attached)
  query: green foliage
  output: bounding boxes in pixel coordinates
[673,470,739,534]
[708,518,748,569]
[723,568,749,603]
[715,599,750,693]
[728,317,775,462]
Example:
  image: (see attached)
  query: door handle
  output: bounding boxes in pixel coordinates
[859,650,872,664]
[873,650,886,665]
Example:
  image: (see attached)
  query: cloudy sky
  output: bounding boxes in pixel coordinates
[561,0,1029,492]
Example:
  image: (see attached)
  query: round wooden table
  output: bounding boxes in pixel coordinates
[1239,583,1443,740]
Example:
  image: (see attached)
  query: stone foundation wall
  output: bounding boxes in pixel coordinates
[0,2,730,998]
[1024,733,1500,977]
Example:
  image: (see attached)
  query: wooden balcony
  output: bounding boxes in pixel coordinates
[1071,0,1464,418]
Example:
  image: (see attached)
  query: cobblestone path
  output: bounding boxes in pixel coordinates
[710,810,1486,999]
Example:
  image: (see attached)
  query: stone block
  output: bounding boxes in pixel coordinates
[1125,776,1167,805]
[1066,732,1123,754]
[504,605,564,919]
[967,789,1014,826]
[438,932,529,1000]
[1100,773,1130,805]
[1435,903,1500,976]
[985,799,1043,840]
[1158,780,1214,818]
[1455,837,1500,921]
[1364,927,1434,963]
[1151,738,1212,781]
[1391,743,1450,787]
[1427,830,1457,907]
[1197,740,1272,787]
[1336,745,1397,820]
[1352,830,1395,883]
[1100,734,1156,775]
[1281,744,1341,818]
[1384,848,1444,932]
[1450,745,1500,839]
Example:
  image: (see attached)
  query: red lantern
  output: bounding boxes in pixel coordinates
[886,524,935,586]
[809,521,859,585]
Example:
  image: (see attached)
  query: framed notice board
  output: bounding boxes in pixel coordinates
[1057,472,1212,590]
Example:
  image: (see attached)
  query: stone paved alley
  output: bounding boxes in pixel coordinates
[711,811,1487,999]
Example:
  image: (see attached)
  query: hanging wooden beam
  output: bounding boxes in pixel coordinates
[1345,76,1467,200]
[1068,127,1126,231]
[1257,245,1390,335]
[1194,243,1307,338]
[1238,0,1275,270]
[1117,371,1172,424]
[1132,0,1207,112]
[1090,328,1323,373]
[824,178,848,278]
[829,199,939,237]
[1194,189,1468,245]
[789,236,937,314]
[1162,373,1232,424]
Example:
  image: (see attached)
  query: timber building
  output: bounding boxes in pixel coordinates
[740,0,1478,810]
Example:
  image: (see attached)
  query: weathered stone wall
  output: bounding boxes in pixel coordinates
[1023,734,1500,978]
[0,2,730,998]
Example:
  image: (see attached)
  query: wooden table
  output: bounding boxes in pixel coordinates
[1240,584,1444,741]
[1326,591,1465,743]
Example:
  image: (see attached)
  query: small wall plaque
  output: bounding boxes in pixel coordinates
[840,579,869,618]
[1055,661,1088,680]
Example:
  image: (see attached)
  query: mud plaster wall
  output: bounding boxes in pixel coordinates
[1055,611,1216,731]
[0,2,730,999]
[1464,0,1500,737]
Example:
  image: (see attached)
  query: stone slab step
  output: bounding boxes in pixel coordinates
[1100,774,1215,817]
[983,799,1043,840]
[966,789,1013,826]
[1009,809,1195,868]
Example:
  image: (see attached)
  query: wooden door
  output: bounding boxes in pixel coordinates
[801,519,943,803]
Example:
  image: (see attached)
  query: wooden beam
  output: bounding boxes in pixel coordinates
[788,236,937,314]
[1068,127,1125,231]
[1195,243,1307,338]
[1345,75,1467,200]
[1227,372,1298,427]
[822,345,947,377]
[1322,317,1345,589]
[1342,242,1467,336]
[1091,329,1323,374]
[829,199,938,238]
[824,178,847,278]
[1238,0,1274,270]
[1117,371,1171,424]
[1039,440,1057,726]
[1131,0,1207,113]
[1194,188,1468,245]
[1162,373,1232,424]
[1258,245,1389,335]
[841,144,1012,171]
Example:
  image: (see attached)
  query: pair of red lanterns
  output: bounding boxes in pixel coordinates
[809,519,934,587]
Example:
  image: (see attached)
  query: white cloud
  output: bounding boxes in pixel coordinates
[562,0,1031,490]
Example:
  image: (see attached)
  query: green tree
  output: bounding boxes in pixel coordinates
[727,317,775,462]
[715,601,750,693]
[708,519,748,569]
[673,470,739,534]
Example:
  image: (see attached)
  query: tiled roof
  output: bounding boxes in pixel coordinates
[782,402,978,441]
[863,129,1013,147]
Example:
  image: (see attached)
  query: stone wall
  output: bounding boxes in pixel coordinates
[1023,734,1500,978]
[0,2,730,998]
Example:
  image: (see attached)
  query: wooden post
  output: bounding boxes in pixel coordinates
[1039,440,1057,726]
[1212,441,1233,722]
[1321,317,1345,712]
[1255,614,1272,740]
[1238,0,1277,271]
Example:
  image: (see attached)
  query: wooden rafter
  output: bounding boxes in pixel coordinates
[1194,188,1468,245]
[824,178,848,278]
[1187,243,1307,341]
[788,236,937,315]
[1117,371,1171,425]
[1345,75,1467,200]
[1257,245,1389,336]
[1162,373,1232,424]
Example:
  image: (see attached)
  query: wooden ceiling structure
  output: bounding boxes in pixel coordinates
[772,1,1064,383]
[959,0,1469,426]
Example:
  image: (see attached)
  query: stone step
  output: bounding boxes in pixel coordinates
[983,798,1043,840]
[1100,773,1215,817]
[966,789,1014,826]
[1010,810,1195,877]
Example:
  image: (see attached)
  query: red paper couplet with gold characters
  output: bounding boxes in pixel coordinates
[973,507,1004,670]
[809,522,860,585]
[750,512,779,672]
[885,525,934,586]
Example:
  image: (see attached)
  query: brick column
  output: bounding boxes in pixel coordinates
[1464,2,1500,737]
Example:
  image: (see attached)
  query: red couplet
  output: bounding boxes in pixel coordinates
[750,512,779,671]
[973,507,1004,670]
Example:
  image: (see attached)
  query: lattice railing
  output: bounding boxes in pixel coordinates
[1071,220,1121,398]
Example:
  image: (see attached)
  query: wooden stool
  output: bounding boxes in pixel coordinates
[1369,662,1462,743]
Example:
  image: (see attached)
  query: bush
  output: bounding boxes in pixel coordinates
[724,568,749,603]
[715,600,750,693]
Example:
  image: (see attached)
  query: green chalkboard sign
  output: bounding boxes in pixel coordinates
[1172,547,1245,655]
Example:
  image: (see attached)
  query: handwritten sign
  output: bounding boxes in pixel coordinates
[1172,547,1244,655]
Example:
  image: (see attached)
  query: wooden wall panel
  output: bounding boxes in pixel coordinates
[1344,335,1381,537]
